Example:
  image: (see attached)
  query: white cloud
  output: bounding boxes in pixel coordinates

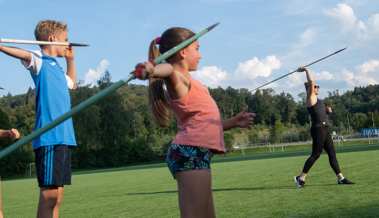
[323,4,356,35]
[192,55,281,90]
[292,27,316,49]
[280,27,318,67]
[339,68,355,86]
[192,66,227,87]
[83,60,110,87]
[287,69,333,88]
[354,60,379,85]
[314,71,334,80]
[234,55,281,79]
[264,81,279,89]
[323,3,379,47]
[354,75,377,85]
[332,60,379,87]
[355,60,379,75]
[287,72,304,88]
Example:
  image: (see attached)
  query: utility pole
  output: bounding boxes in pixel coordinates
[372,112,375,128]
[133,119,136,139]
[347,114,352,139]
[309,115,311,126]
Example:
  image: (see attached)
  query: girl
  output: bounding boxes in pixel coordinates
[294,66,354,188]
[136,27,255,217]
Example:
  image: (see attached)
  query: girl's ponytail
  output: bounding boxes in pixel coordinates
[148,38,172,128]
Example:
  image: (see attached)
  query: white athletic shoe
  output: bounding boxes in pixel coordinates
[294,176,305,188]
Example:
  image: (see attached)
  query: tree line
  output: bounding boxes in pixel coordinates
[1,71,378,178]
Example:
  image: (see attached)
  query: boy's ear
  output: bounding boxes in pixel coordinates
[49,35,57,42]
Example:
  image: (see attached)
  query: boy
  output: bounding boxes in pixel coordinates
[0,128,20,218]
[0,20,77,218]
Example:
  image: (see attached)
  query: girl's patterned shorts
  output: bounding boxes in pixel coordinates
[166,144,214,179]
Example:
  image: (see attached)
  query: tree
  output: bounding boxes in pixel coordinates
[248,129,259,143]
[96,71,131,166]
[271,119,286,142]
[251,88,276,125]
[351,112,366,131]
[0,108,33,178]
[224,131,235,153]
[70,82,101,169]
[296,92,309,125]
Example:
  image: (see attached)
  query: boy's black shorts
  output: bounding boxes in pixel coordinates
[34,145,73,187]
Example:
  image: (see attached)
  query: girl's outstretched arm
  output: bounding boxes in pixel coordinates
[222,105,255,131]
[136,62,174,80]
[137,62,189,99]
[0,129,20,140]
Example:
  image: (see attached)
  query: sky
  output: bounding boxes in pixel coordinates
[0,0,378,101]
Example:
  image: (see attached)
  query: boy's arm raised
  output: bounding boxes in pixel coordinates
[65,46,77,90]
[0,44,31,63]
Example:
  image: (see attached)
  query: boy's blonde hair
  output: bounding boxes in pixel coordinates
[34,20,68,48]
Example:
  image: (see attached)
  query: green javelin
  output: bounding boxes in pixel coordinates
[0,22,220,160]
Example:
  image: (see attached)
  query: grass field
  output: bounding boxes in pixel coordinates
[2,143,379,217]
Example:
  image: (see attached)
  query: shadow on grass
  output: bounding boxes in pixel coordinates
[111,183,351,198]
[212,143,379,164]
[72,162,167,176]
[106,186,300,197]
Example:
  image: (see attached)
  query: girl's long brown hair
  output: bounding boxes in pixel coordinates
[148,27,195,128]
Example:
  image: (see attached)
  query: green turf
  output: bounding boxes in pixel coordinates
[2,144,378,217]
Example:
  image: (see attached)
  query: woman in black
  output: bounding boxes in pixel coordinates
[294,66,354,188]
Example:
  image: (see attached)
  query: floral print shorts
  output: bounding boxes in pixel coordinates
[166,144,214,179]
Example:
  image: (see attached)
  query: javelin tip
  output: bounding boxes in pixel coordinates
[207,22,220,31]
[69,43,89,46]
[335,47,348,53]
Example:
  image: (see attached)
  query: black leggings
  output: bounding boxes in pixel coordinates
[302,127,341,175]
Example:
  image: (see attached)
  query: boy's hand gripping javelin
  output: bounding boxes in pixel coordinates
[0,22,220,160]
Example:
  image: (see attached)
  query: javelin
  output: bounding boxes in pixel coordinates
[0,38,89,46]
[251,47,347,92]
[0,22,220,160]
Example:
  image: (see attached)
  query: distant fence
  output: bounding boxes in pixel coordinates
[238,132,313,146]
[241,132,366,145]
[233,132,378,153]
